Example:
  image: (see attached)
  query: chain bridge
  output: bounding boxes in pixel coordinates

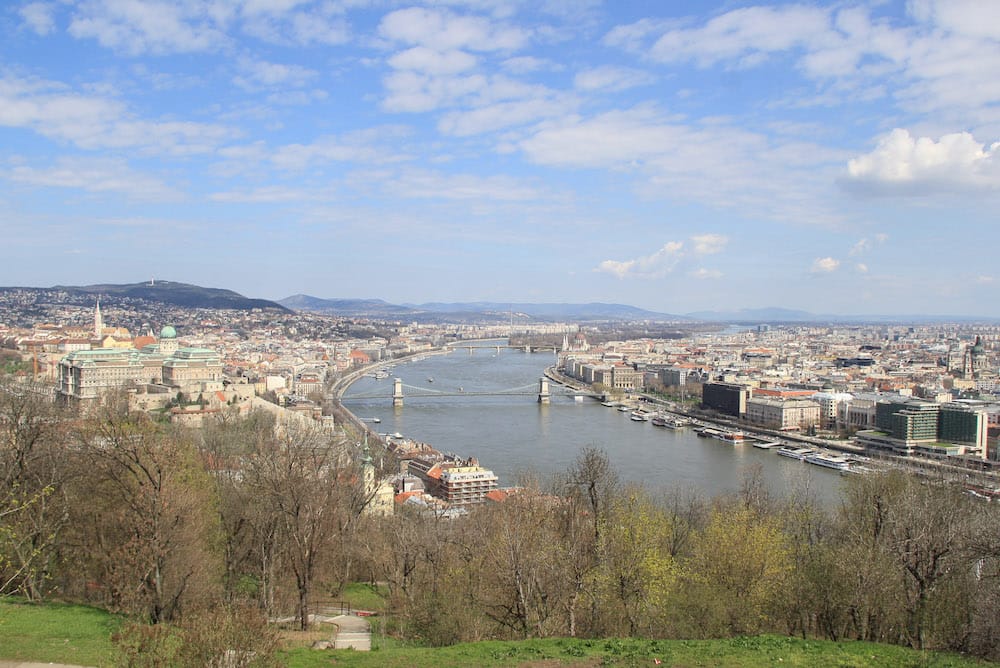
[342,377,600,406]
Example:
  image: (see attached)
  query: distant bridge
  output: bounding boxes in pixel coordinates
[342,377,601,406]
[447,344,560,354]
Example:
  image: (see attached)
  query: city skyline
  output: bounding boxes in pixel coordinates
[2,1,999,316]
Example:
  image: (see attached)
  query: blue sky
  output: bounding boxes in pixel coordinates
[2,1,999,316]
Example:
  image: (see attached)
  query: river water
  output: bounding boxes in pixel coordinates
[342,342,846,505]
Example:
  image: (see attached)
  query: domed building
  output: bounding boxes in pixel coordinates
[58,323,222,402]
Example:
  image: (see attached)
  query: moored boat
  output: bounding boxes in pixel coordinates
[805,452,851,471]
[776,446,815,460]
[711,430,746,444]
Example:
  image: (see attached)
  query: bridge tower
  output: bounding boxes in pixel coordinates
[538,377,550,404]
[392,378,404,407]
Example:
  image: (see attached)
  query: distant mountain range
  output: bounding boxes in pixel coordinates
[3,283,994,323]
[2,281,290,312]
[278,295,688,322]
[685,307,1000,324]
[283,296,1000,324]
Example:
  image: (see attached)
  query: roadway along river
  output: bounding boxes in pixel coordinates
[342,341,846,504]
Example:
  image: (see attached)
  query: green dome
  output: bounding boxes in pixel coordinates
[160,325,177,339]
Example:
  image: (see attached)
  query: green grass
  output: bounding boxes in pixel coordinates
[1,598,991,668]
[281,635,992,668]
[333,582,388,613]
[0,597,122,666]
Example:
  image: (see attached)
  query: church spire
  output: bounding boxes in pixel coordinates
[94,299,103,338]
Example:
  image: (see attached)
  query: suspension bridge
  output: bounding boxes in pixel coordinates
[342,377,601,406]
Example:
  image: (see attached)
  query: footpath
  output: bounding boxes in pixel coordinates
[273,610,373,652]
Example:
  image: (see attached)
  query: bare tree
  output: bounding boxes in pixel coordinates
[73,397,222,623]
[242,422,366,630]
[0,376,71,600]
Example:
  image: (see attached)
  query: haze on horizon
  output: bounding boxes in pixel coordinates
[1,1,998,316]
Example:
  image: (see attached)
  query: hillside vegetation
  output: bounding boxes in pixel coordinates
[0,598,988,668]
[4,374,1000,665]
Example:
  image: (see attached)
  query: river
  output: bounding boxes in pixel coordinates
[341,341,846,505]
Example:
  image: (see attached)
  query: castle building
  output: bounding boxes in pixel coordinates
[58,325,222,402]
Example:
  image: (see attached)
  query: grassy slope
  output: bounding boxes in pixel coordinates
[0,598,991,668]
[282,635,990,668]
[0,598,122,666]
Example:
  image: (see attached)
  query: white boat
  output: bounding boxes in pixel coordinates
[601,401,616,407]
[776,446,815,460]
[630,411,649,422]
[711,430,746,444]
[617,405,632,412]
[653,414,691,429]
[805,452,851,471]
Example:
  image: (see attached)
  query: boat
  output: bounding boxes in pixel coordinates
[696,428,716,438]
[601,401,616,407]
[617,405,632,412]
[805,452,851,471]
[776,446,816,460]
[652,414,691,429]
[630,411,649,422]
[427,377,434,383]
[710,430,746,444]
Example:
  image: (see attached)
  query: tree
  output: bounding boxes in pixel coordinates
[0,376,71,600]
[242,422,366,630]
[592,488,677,637]
[72,397,222,623]
[679,504,792,636]
[559,447,620,542]
[474,491,564,639]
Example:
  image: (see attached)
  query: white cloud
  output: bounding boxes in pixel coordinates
[0,75,232,154]
[690,268,723,279]
[647,5,830,67]
[519,106,845,224]
[438,94,573,136]
[690,233,728,255]
[501,56,559,74]
[378,7,529,52]
[210,185,316,203]
[68,0,229,55]
[388,47,479,75]
[850,234,887,256]
[242,6,351,46]
[381,70,487,113]
[909,0,1000,40]
[6,156,179,201]
[574,66,655,92]
[386,169,544,201]
[266,128,411,171]
[845,129,1000,194]
[811,257,840,273]
[595,242,684,279]
[20,2,57,35]
[234,58,317,90]
[977,275,995,284]
[855,263,869,273]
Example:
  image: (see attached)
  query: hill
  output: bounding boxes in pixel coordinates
[4,281,290,312]
[279,295,687,322]
[686,307,1000,324]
